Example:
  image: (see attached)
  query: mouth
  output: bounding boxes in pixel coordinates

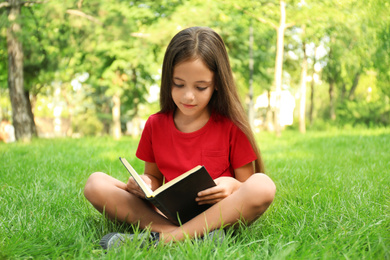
[182,103,196,109]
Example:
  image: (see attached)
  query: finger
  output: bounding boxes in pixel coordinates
[198,186,223,197]
[126,177,136,188]
[196,192,226,203]
[126,181,144,197]
[128,188,145,198]
[126,182,138,192]
[196,193,220,201]
[198,188,231,200]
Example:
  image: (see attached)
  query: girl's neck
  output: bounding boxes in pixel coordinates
[173,109,211,133]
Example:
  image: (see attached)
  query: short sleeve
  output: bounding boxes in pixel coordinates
[229,125,257,170]
[136,117,155,163]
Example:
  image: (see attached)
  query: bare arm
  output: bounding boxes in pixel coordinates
[143,161,164,190]
[196,162,254,205]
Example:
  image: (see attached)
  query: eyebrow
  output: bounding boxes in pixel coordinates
[173,77,212,84]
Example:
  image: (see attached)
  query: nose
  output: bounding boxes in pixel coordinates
[183,88,195,101]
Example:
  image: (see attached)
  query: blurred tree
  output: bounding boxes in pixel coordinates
[374,25,390,98]
[236,0,296,136]
[21,2,72,136]
[1,0,40,142]
[1,0,83,139]
[208,1,275,131]
[331,0,390,127]
[369,0,390,98]
[321,1,376,121]
[288,0,335,132]
[298,24,307,133]
[0,4,9,118]
[60,0,167,139]
[2,0,389,138]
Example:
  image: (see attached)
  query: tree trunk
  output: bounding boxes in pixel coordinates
[340,83,346,100]
[274,0,287,137]
[253,0,291,135]
[24,90,37,136]
[248,23,255,131]
[265,90,274,131]
[7,0,33,142]
[112,92,121,140]
[61,87,74,137]
[329,79,336,120]
[348,72,361,100]
[131,116,141,138]
[309,78,314,125]
[309,46,317,125]
[130,68,141,137]
[299,29,307,134]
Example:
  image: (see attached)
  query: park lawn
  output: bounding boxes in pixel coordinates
[0,128,389,259]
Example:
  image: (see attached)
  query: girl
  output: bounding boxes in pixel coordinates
[84,26,276,249]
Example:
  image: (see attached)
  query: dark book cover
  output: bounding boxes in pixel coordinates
[119,157,216,225]
[148,166,216,225]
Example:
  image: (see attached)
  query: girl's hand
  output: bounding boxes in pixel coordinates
[196,177,241,205]
[126,175,152,199]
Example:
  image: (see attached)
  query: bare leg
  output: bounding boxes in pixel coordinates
[84,172,275,242]
[84,172,178,232]
[160,173,276,242]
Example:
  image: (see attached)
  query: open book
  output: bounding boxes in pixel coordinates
[119,157,216,225]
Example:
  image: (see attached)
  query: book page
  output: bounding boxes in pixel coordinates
[120,157,153,198]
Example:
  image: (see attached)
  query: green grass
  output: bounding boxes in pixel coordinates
[1,129,389,259]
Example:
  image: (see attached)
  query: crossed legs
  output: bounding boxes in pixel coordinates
[84,172,276,243]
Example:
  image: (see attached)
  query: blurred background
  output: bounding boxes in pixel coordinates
[0,0,389,142]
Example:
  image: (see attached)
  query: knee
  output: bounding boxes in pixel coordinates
[243,173,276,208]
[84,172,106,201]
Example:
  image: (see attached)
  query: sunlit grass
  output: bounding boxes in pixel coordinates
[0,129,389,259]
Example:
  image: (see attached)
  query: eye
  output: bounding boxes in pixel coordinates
[197,86,208,91]
[173,83,184,88]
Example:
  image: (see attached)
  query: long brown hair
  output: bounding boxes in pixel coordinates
[159,27,265,174]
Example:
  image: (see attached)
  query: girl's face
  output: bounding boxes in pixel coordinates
[171,58,215,120]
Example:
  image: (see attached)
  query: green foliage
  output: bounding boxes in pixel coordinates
[371,1,390,98]
[375,24,390,97]
[72,111,104,136]
[0,31,7,88]
[306,118,338,132]
[336,99,390,128]
[1,0,390,133]
[0,129,389,258]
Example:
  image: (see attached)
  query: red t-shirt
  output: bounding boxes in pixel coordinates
[136,111,257,182]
